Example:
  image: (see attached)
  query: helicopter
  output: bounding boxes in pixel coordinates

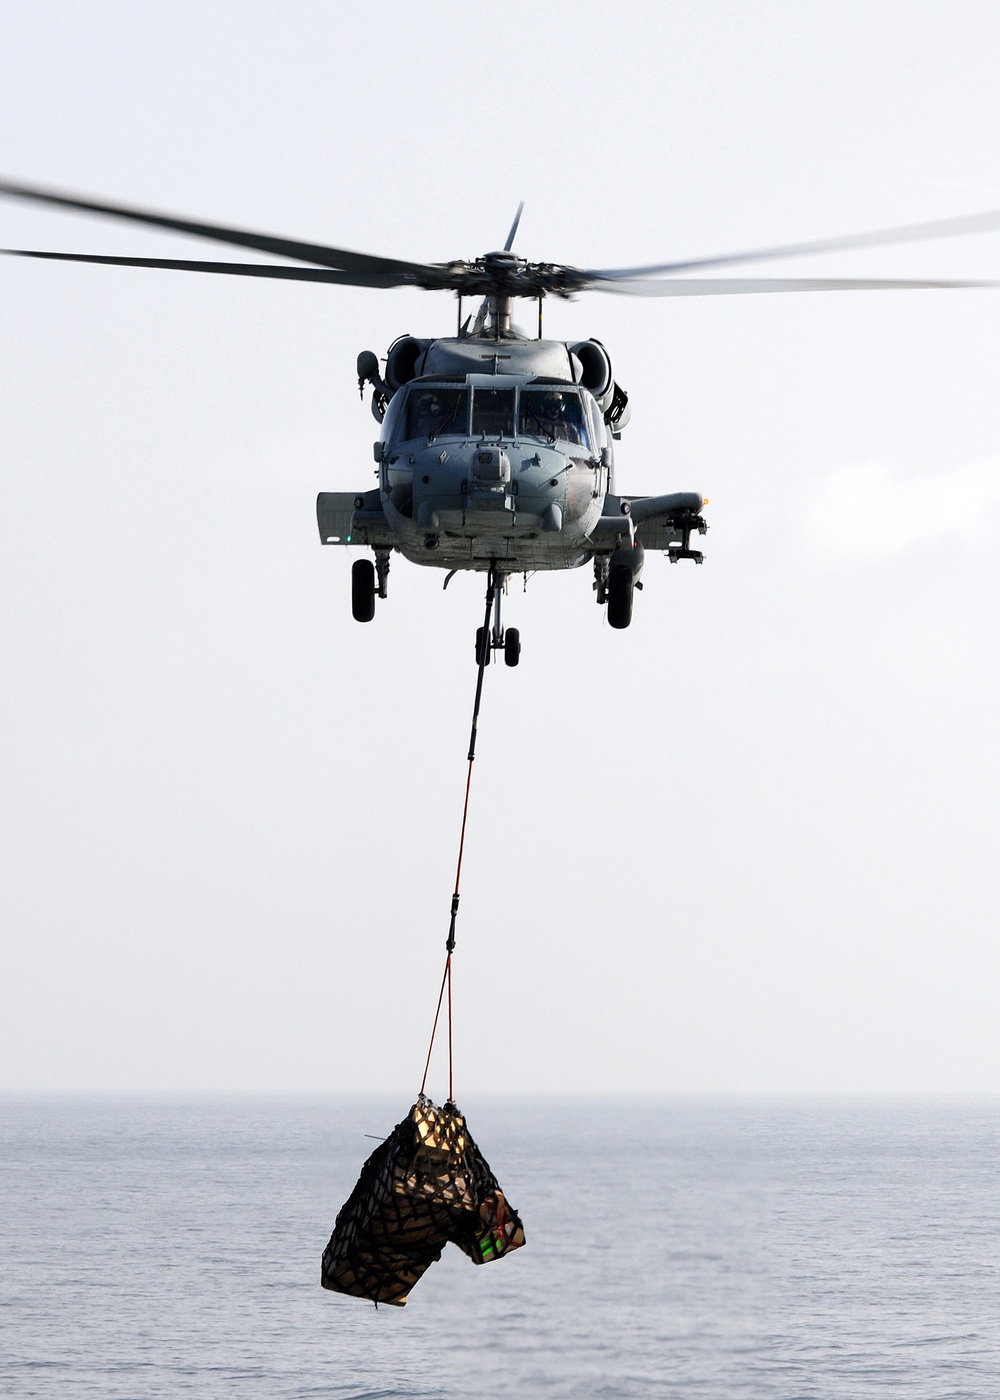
[3,181,999,664]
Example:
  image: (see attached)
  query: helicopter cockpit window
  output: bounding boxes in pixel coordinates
[585,392,608,452]
[404,387,470,441]
[471,389,515,439]
[518,389,590,448]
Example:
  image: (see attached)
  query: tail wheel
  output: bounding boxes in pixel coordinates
[475,627,492,666]
[607,565,634,630]
[351,559,376,622]
[504,627,521,667]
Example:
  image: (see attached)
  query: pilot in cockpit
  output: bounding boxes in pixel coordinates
[408,387,468,441]
[530,392,587,446]
[409,391,442,440]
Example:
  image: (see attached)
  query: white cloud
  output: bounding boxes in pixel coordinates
[806,459,1000,560]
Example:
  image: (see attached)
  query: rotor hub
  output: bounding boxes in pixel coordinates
[418,253,585,300]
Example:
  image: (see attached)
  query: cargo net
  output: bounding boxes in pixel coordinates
[321,1096,525,1307]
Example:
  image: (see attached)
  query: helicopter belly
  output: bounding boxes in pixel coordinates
[396,534,591,572]
[390,500,594,570]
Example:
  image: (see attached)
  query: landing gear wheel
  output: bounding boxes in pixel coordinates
[504,627,521,667]
[475,626,492,666]
[352,559,376,623]
[607,566,633,630]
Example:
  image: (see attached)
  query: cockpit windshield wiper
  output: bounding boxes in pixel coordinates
[428,403,461,440]
[523,409,556,443]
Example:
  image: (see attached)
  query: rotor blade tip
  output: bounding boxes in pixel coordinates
[503,202,526,253]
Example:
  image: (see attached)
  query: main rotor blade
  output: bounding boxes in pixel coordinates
[0,177,434,280]
[585,208,1000,282]
[503,201,525,252]
[1,248,408,288]
[593,275,999,297]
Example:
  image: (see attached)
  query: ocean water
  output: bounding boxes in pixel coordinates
[2,1095,998,1398]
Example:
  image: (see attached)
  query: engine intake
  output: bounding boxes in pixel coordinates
[570,339,613,402]
[385,336,428,391]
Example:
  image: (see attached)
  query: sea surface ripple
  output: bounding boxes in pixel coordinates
[2,1095,998,1398]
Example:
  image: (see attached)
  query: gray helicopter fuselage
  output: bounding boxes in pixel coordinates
[376,334,613,572]
[317,323,705,626]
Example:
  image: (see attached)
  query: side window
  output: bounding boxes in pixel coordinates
[471,389,515,438]
[518,390,590,448]
[584,391,607,452]
[404,387,469,441]
[381,388,408,445]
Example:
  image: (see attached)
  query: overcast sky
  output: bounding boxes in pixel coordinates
[2,0,999,1095]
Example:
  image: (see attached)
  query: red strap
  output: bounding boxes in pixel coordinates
[418,570,497,1104]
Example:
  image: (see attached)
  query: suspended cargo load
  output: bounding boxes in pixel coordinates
[321,1096,525,1307]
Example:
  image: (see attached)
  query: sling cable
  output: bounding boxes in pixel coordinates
[321,567,526,1309]
[420,566,497,1106]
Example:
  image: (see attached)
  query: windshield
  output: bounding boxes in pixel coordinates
[471,388,515,438]
[404,387,469,440]
[518,389,590,447]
